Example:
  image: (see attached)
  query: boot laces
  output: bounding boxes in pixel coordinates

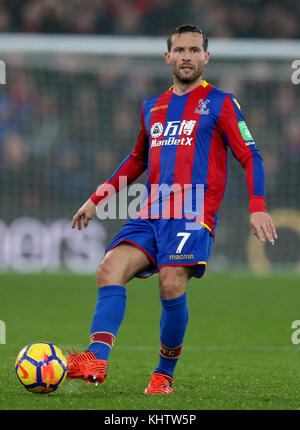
[67,348,96,366]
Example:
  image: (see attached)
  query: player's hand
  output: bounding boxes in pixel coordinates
[250,211,278,245]
[72,198,97,230]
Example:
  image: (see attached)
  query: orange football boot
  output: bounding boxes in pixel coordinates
[67,349,107,386]
[144,372,174,394]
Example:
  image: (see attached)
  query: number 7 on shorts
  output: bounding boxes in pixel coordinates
[176,232,191,254]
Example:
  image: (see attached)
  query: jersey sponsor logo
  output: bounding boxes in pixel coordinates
[194,98,210,115]
[150,122,164,138]
[238,120,254,142]
[164,120,197,136]
[151,136,193,148]
[150,120,197,148]
[153,120,197,137]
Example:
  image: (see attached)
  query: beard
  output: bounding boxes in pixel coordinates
[172,64,203,84]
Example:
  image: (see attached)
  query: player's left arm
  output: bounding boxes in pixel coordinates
[219,94,277,245]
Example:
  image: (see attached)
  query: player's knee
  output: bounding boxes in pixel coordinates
[96,254,128,287]
[96,261,111,287]
[159,270,186,299]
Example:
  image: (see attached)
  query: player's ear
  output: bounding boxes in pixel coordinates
[204,51,210,65]
[164,51,171,65]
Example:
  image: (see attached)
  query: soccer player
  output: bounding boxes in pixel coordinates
[68,24,277,394]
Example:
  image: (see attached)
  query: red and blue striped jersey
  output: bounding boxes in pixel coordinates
[91,80,266,236]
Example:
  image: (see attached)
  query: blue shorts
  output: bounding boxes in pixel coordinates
[105,218,214,279]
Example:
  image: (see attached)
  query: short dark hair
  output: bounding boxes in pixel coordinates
[167,24,208,52]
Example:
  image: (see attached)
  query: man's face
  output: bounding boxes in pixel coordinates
[165,32,210,84]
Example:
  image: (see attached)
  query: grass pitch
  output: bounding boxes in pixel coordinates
[0,272,300,410]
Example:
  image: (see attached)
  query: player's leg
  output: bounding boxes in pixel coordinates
[67,218,158,385]
[87,243,150,359]
[67,243,151,385]
[145,219,214,394]
[145,266,193,394]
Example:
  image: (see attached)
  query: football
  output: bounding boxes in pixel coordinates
[15,342,67,394]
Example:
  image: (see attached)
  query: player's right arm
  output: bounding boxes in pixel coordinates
[72,106,149,230]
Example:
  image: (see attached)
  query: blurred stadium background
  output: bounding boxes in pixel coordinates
[0,0,299,275]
